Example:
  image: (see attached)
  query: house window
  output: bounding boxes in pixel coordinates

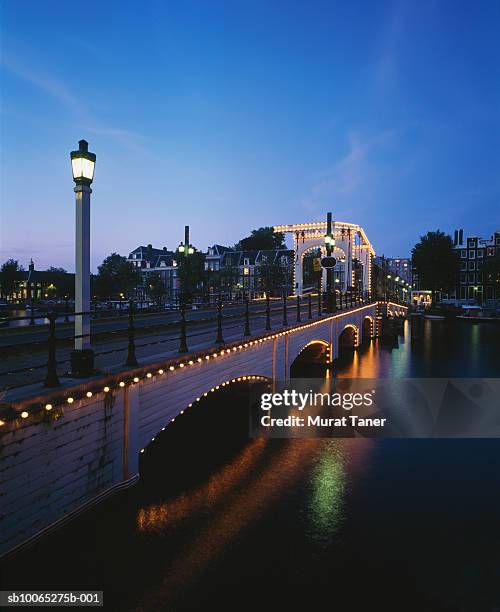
[487,247,495,256]
[477,249,484,258]
[460,273,466,284]
[477,261,482,270]
[243,267,250,276]
[468,239,476,248]
[469,250,475,259]
[460,286,466,299]
[468,273,475,283]
[477,273,483,282]
[244,258,250,266]
[461,250,467,258]
[469,261,475,271]
[460,261,467,271]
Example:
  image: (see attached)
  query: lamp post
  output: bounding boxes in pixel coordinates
[70,139,96,377]
[324,212,335,312]
[178,225,195,306]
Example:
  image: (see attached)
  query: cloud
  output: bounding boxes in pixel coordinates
[1,57,148,154]
[301,129,398,214]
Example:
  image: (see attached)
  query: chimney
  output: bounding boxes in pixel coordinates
[459,229,463,245]
[454,230,458,246]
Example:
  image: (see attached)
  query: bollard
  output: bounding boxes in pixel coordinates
[179,304,188,353]
[215,295,224,344]
[296,295,301,322]
[265,294,271,330]
[282,294,288,326]
[125,299,138,366]
[44,312,60,387]
[244,298,251,336]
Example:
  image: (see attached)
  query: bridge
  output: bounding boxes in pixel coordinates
[0,294,407,558]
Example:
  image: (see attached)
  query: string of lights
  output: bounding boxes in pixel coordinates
[0,302,408,428]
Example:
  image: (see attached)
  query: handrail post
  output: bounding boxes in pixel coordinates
[179,303,188,353]
[333,286,337,312]
[265,294,271,330]
[125,299,138,366]
[296,294,301,322]
[216,294,224,344]
[29,297,35,326]
[64,296,70,322]
[44,312,60,388]
[317,279,322,317]
[282,294,288,326]
[244,297,251,336]
[308,293,312,319]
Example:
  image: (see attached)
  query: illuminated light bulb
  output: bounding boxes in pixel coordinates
[197,358,202,363]
[159,369,164,374]
[86,391,93,398]
[152,437,155,441]
[67,397,74,404]
[188,361,193,365]
[179,363,185,368]
[133,377,139,383]
[21,411,28,419]
[188,403,193,407]
[45,403,53,411]
[162,427,165,431]
[147,372,152,377]
[196,397,201,401]
[119,381,125,387]
[169,366,175,371]
[171,418,175,422]
[180,410,184,414]
[104,386,110,393]
[140,449,145,453]
[205,355,210,360]
[204,392,208,397]
[0,419,5,426]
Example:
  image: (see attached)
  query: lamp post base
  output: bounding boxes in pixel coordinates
[70,349,96,377]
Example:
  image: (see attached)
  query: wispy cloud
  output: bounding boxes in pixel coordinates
[301,129,398,214]
[1,56,148,154]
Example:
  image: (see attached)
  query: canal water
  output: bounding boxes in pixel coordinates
[2,319,500,611]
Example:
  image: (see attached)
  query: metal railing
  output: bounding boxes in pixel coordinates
[0,291,385,391]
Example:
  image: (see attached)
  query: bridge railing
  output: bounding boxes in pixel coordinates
[0,291,379,392]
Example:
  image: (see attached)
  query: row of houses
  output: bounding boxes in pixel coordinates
[128,243,294,302]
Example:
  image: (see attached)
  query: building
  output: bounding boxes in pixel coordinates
[205,246,294,299]
[127,245,179,303]
[450,229,500,303]
[0,260,74,302]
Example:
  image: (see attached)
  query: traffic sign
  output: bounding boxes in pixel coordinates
[321,256,337,269]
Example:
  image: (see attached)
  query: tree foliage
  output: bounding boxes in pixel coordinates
[235,227,285,251]
[412,231,459,298]
[94,253,141,299]
[175,249,206,303]
[0,259,24,299]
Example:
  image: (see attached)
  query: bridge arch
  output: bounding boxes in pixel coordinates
[362,316,374,343]
[338,323,359,352]
[139,374,271,455]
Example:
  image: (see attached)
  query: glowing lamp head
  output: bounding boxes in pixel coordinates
[188,247,194,254]
[178,244,185,253]
[70,140,96,185]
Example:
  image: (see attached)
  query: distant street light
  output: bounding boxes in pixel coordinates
[70,139,96,377]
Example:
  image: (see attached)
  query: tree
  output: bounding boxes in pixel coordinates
[0,259,24,300]
[175,249,206,303]
[482,251,500,298]
[412,231,459,301]
[235,227,285,251]
[146,272,166,305]
[45,267,74,298]
[257,255,291,297]
[94,253,141,300]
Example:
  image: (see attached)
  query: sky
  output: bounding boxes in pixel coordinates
[1,0,499,272]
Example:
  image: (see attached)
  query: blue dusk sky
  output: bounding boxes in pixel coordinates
[1,0,499,272]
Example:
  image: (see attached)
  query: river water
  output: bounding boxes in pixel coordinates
[2,319,500,611]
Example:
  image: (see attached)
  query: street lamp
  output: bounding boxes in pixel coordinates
[324,212,336,312]
[70,139,96,377]
[178,225,195,305]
